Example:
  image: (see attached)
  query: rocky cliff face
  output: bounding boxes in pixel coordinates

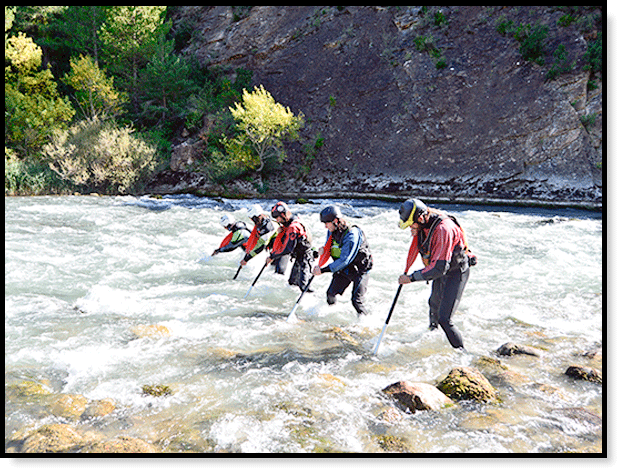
[157,6,602,208]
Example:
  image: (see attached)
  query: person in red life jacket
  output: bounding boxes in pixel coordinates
[266,201,315,292]
[212,214,252,256]
[397,199,476,349]
[312,205,373,316]
[239,204,287,273]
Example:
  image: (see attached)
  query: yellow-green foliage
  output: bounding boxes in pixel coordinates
[229,85,304,172]
[63,55,127,120]
[5,33,75,152]
[44,117,157,194]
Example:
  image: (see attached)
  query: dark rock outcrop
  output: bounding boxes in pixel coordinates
[160,6,601,208]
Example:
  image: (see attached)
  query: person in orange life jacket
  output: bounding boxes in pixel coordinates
[397,199,475,349]
[239,204,287,273]
[312,205,373,316]
[266,201,315,292]
[212,213,252,256]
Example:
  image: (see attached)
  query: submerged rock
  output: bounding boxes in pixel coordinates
[130,324,171,339]
[6,381,52,399]
[81,398,116,419]
[142,384,174,397]
[436,367,501,403]
[49,394,88,420]
[382,381,454,412]
[81,436,159,453]
[565,365,602,384]
[496,342,540,357]
[20,424,86,453]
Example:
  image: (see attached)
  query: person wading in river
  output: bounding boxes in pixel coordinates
[212,214,252,256]
[240,204,286,273]
[397,199,476,349]
[313,204,373,316]
[266,201,315,292]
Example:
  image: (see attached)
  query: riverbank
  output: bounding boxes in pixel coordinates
[143,170,602,212]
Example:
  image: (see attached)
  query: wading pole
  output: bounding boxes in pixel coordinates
[244,262,268,298]
[286,276,315,321]
[373,284,403,356]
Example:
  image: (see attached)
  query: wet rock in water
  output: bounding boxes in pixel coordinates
[475,356,528,388]
[565,365,602,384]
[382,381,454,412]
[130,324,171,339]
[376,434,412,453]
[142,384,174,397]
[496,342,540,357]
[322,326,360,347]
[81,398,116,419]
[6,381,52,399]
[21,424,85,453]
[436,367,501,403]
[81,436,159,453]
[49,394,88,420]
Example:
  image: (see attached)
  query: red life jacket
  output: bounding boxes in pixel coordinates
[271,219,308,257]
[404,214,474,274]
[244,227,261,254]
[219,232,234,249]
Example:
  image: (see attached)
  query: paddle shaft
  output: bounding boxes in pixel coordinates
[287,275,315,320]
[244,261,268,298]
[373,284,403,355]
[233,264,242,280]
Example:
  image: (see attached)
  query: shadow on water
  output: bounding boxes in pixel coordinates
[200,326,369,373]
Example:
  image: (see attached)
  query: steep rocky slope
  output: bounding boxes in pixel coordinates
[152,6,602,208]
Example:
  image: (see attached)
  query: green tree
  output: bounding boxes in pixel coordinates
[137,35,196,132]
[100,6,168,115]
[45,6,106,67]
[5,32,75,153]
[63,54,126,120]
[228,85,304,173]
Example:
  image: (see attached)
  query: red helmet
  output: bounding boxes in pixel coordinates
[271,201,290,219]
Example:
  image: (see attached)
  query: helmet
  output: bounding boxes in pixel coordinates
[248,204,264,219]
[271,201,289,219]
[320,205,342,223]
[220,213,235,228]
[398,199,427,229]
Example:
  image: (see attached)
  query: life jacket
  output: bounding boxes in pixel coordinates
[319,224,373,274]
[244,216,276,255]
[219,221,251,249]
[271,218,311,259]
[405,213,476,274]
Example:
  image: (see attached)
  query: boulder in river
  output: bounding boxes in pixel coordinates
[565,365,602,384]
[436,367,501,403]
[496,342,541,357]
[81,436,159,453]
[49,394,88,420]
[382,381,454,412]
[20,424,87,453]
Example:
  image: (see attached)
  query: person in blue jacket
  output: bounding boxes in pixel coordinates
[312,205,373,316]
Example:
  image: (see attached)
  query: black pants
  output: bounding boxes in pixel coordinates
[288,253,314,292]
[428,267,469,348]
[326,270,369,315]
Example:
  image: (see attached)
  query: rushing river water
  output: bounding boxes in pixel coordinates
[5,194,602,454]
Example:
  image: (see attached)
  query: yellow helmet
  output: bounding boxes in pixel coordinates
[398,199,427,229]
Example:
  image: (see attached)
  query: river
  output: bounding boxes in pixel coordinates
[5,194,603,454]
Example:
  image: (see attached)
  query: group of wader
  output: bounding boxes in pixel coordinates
[213,199,475,350]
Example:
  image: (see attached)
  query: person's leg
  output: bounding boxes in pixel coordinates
[428,278,444,330]
[350,272,369,315]
[437,268,470,349]
[326,272,350,305]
